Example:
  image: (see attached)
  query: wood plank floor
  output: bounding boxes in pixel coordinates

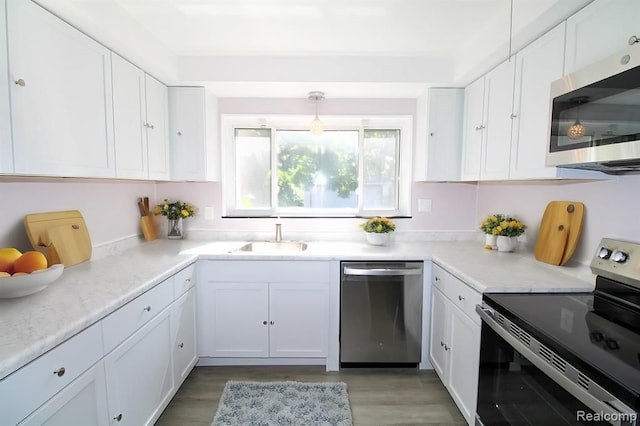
[155,366,466,425]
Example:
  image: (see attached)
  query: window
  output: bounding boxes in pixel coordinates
[223,116,412,217]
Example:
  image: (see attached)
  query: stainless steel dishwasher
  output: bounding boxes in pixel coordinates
[340,261,423,366]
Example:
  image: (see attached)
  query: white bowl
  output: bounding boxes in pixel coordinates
[0,264,64,299]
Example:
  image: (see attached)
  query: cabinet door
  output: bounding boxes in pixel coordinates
[111,53,147,179]
[145,75,170,180]
[481,59,515,180]
[20,362,109,426]
[169,87,206,181]
[268,282,329,358]
[7,0,115,178]
[207,282,269,357]
[448,306,481,426]
[104,307,174,426]
[510,23,566,179]
[172,288,198,384]
[565,0,640,73]
[460,77,485,181]
[0,0,12,173]
[425,88,464,181]
[429,286,449,381]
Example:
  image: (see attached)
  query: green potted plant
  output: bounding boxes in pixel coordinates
[360,216,396,246]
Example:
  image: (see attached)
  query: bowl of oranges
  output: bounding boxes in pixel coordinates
[0,248,64,298]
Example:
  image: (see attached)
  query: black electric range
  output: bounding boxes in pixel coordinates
[477,238,640,425]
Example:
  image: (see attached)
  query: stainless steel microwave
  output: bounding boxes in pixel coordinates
[547,43,640,174]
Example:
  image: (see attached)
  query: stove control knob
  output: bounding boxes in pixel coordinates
[598,247,612,259]
[611,250,628,263]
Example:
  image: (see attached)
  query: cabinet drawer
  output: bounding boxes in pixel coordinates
[0,322,103,426]
[200,260,331,283]
[173,263,195,298]
[433,264,481,324]
[102,278,173,354]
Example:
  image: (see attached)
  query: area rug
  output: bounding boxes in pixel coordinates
[213,381,353,426]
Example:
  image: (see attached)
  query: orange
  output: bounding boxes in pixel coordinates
[13,251,48,274]
[0,247,22,274]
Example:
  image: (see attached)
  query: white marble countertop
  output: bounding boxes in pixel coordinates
[0,238,595,380]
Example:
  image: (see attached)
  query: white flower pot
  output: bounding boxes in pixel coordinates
[484,234,497,250]
[365,232,391,246]
[496,236,518,252]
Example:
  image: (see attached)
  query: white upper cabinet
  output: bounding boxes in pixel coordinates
[145,75,171,180]
[169,87,220,181]
[461,59,515,181]
[415,88,464,181]
[460,77,485,181]
[480,59,515,181]
[112,53,171,180]
[111,53,147,179]
[7,0,115,178]
[565,0,640,74]
[510,23,566,179]
[0,0,12,174]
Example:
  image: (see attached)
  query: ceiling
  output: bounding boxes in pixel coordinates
[34,0,593,98]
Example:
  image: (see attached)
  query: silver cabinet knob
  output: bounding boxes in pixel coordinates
[144,123,155,129]
[177,131,183,136]
[178,342,184,348]
[143,306,151,312]
[458,295,465,301]
[510,113,517,118]
[14,79,26,87]
[263,321,268,325]
[270,321,274,325]
[113,414,123,422]
[53,367,65,377]
[629,35,639,45]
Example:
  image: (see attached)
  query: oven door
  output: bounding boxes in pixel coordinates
[475,304,638,426]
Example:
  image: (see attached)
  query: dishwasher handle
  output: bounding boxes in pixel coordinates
[343,266,423,276]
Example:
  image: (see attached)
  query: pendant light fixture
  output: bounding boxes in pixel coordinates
[308,91,325,135]
[567,97,588,140]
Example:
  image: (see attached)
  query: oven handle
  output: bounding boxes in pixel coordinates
[476,303,637,426]
[343,267,423,276]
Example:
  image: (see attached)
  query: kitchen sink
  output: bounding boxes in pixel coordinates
[235,241,308,253]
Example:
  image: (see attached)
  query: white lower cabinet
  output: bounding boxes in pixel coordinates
[0,264,197,426]
[20,361,109,426]
[172,288,198,383]
[197,260,330,361]
[430,265,481,426]
[201,281,329,358]
[104,306,175,426]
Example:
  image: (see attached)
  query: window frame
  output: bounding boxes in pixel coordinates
[221,114,413,218]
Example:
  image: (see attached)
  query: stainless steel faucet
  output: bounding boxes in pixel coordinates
[275,223,282,241]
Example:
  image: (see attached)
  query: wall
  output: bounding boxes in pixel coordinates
[2,173,637,267]
[0,178,155,252]
[155,181,479,242]
[476,174,640,265]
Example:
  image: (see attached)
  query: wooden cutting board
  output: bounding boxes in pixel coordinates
[534,201,585,266]
[24,210,92,267]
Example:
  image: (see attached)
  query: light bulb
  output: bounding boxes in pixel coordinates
[567,121,586,140]
[310,116,324,135]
